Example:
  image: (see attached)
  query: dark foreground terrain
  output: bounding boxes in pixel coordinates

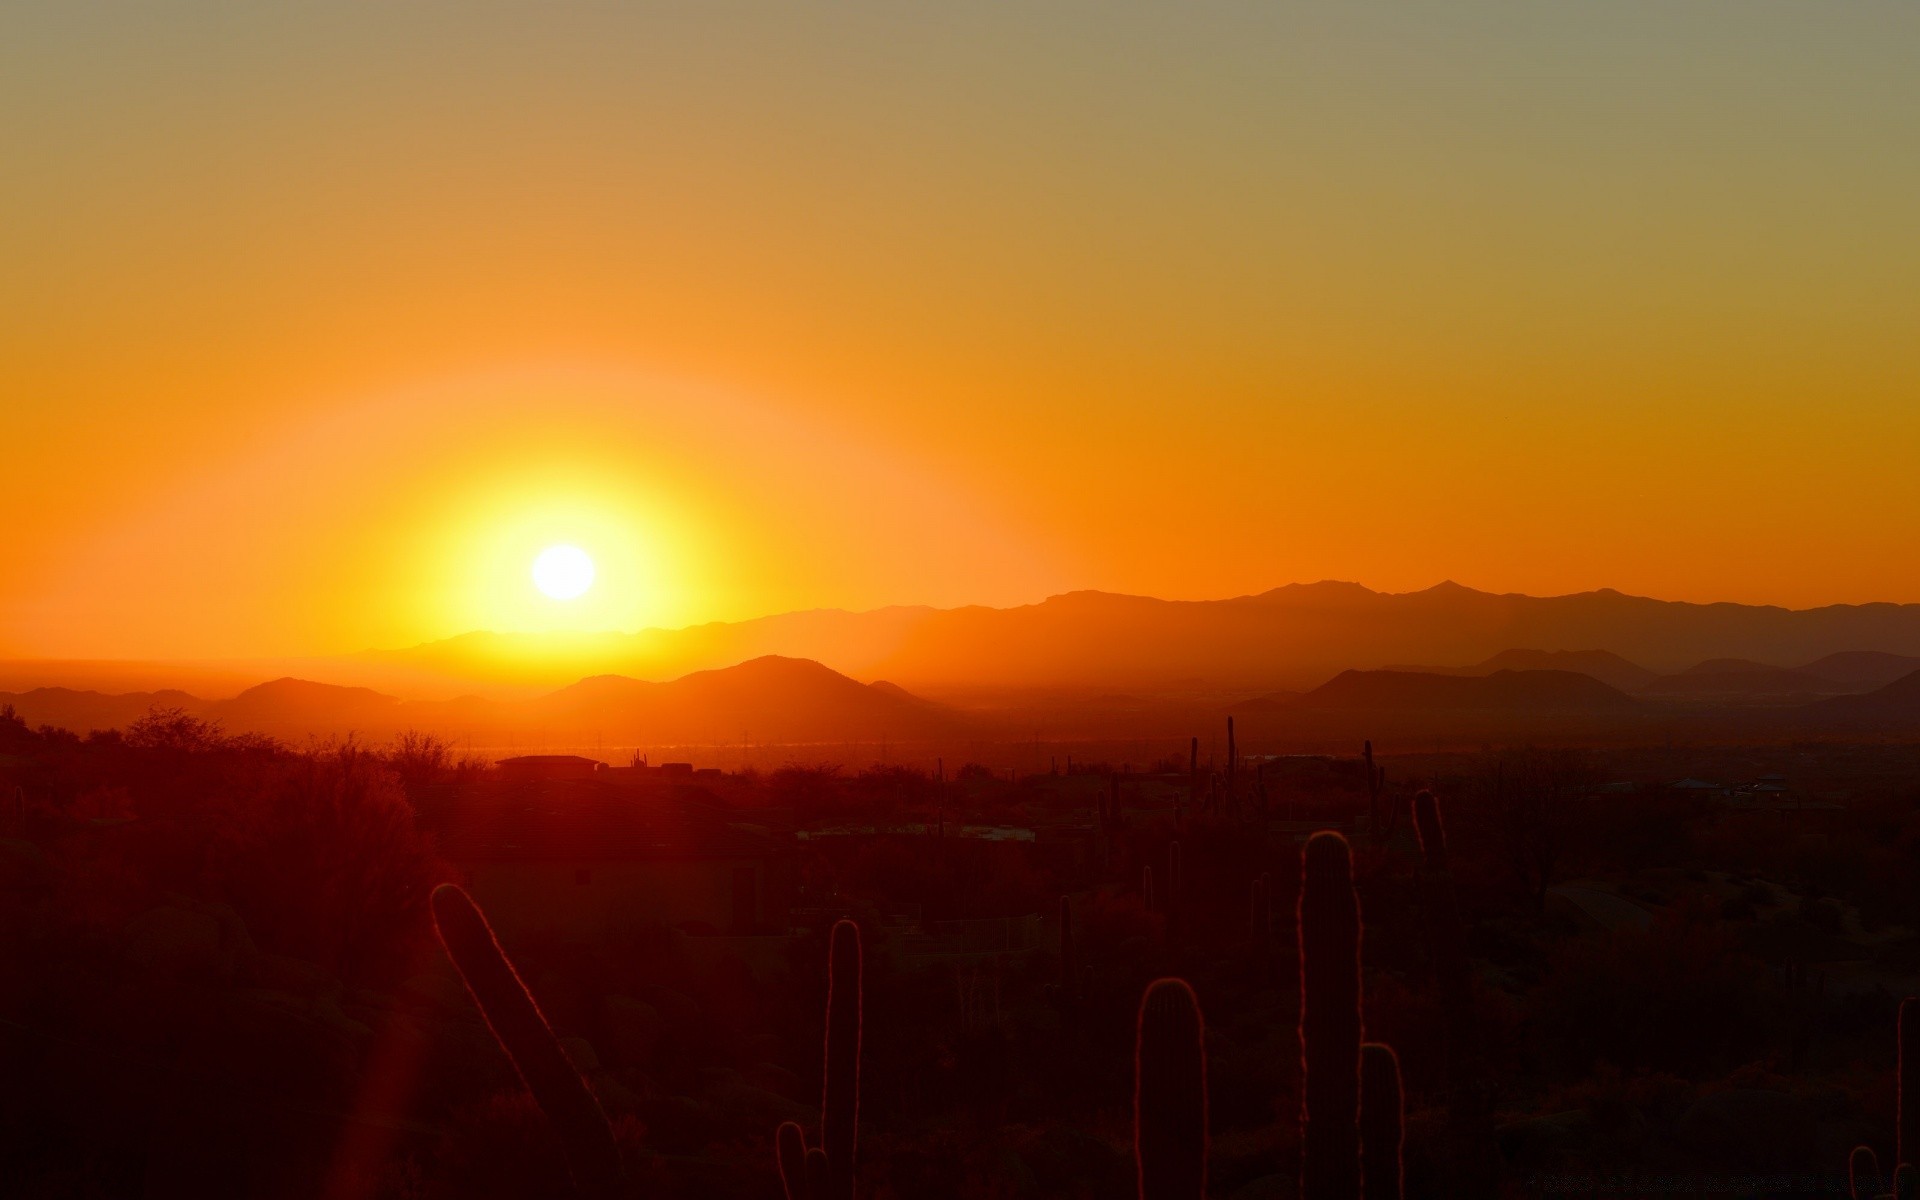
[5,704,1920,1198]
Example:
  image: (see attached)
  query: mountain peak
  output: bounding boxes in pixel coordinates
[231,677,398,705]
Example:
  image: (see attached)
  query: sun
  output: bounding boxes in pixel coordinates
[531,544,596,600]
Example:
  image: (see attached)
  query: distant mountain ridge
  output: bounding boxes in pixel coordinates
[0,656,957,746]
[346,581,1920,696]
[0,687,205,733]
[1274,669,1642,714]
[1795,652,1920,689]
[1810,669,1920,720]
[9,582,1920,747]
[10,582,1920,702]
[1383,649,1659,693]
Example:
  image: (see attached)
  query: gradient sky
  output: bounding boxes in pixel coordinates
[5,2,1918,660]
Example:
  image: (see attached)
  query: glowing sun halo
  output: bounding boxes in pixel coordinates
[532,544,595,600]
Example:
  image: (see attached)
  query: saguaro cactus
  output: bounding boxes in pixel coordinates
[1299,831,1362,1200]
[1053,895,1082,1007]
[778,919,864,1200]
[1904,998,1920,1172]
[1785,957,1826,1073]
[1850,1146,1907,1200]
[1413,791,1469,1036]
[1226,717,1237,799]
[1362,741,1387,842]
[1060,895,1076,988]
[1852,1145,1918,1200]
[430,884,625,1200]
[1413,790,1498,1200]
[1361,1043,1405,1200]
[1412,790,1446,871]
[1135,978,1208,1200]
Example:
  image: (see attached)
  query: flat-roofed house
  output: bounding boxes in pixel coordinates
[496,755,606,782]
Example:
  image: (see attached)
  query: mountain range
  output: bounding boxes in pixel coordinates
[6,582,1920,750]
[0,657,953,748]
[9,651,1920,754]
[337,581,1920,698]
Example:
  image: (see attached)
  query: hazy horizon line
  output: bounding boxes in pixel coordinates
[12,576,1920,669]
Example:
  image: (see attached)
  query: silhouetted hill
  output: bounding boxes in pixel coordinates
[1809,669,1920,718]
[1476,649,1658,692]
[361,582,1920,695]
[1796,651,1920,690]
[0,687,206,733]
[1273,669,1641,714]
[1385,649,1657,693]
[528,656,955,742]
[2,658,958,746]
[213,678,403,733]
[1643,659,1848,702]
[867,679,935,706]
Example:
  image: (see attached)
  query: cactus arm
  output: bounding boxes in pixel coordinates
[1300,832,1362,1200]
[1360,1043,1405,1200]
[777,1121,808,1200]
[804,1146,831,1199]
[821,919,863,1200]
[429,884,625,1199]
[1852,1145,1884,1200]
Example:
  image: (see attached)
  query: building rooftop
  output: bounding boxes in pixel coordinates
[497,755,606,766]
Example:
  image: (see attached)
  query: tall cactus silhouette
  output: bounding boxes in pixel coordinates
[1905,998,1920,1173]
[429,884,625,1200]
[1226,716,1236,801]
[778,919,864,1200]
[1413,791,1470,1066]
[1362,741,1387,842]
[1049,895,1085,1009]
[1059,895,1077,992]
[1135,978,1207,1200]
[1414,787,1500,1194]
[1299,831,1363,1200]
[1854,997,1920,1199]
[1362,741,1374,825]
[1167,841,1185,939]
[1412,790,1446,872]
[1360,1043,1405,1200]
[777,920,861,1200]
[1414,792,1469,1012]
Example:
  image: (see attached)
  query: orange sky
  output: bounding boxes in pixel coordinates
[4,3,1919,660]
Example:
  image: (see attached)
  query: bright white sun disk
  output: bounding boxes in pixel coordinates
[532,544,595,600]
